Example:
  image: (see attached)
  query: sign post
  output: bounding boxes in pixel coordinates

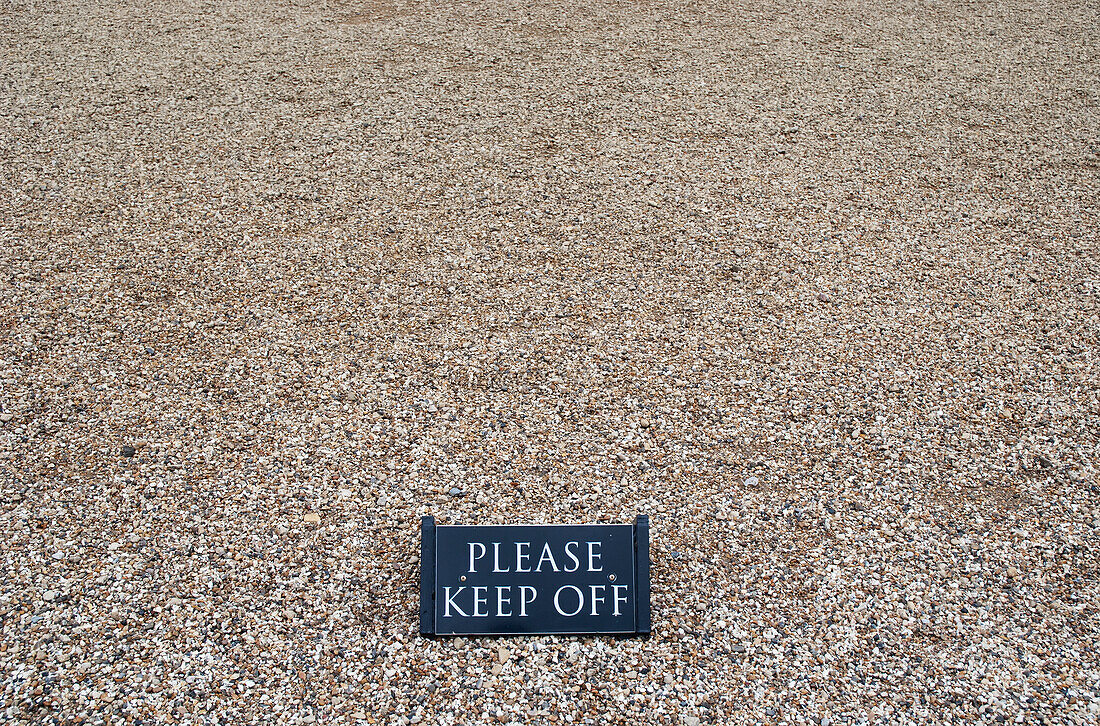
[420,516,651,636]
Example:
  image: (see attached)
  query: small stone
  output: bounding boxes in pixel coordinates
[745,476,759,487]
[43,590,59,602]
[448,487,464,496]
[490,663,503,675]
[497,646,509,663]
[1006,566,1019,578]
[303,512,321,523]
[121,445,136,457]
[816,292,832,303]
[0,413,12,422]
[684,717,701,726]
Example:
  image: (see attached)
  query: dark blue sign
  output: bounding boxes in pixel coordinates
[420,516,650,636]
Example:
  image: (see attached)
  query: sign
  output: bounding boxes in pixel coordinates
[419,516,650,636]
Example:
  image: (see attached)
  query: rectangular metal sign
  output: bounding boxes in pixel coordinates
[420,516,650,636]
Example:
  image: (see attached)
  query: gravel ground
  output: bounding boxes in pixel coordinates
[2,0,1099,723]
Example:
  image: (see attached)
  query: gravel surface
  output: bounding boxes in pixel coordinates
[2,0,1099,723]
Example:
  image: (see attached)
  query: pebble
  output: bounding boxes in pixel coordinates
[1,2,1095,726]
